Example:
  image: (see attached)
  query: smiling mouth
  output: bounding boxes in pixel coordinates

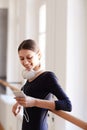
[24,66,32,71]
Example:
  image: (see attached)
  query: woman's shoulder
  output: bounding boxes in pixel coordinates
[42,71,57,79]
[44,70,56,75]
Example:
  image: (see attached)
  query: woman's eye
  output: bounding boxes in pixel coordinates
[27,56,33,60]
[20,58,24,61]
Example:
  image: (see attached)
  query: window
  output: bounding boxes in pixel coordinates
[39,4,46,69]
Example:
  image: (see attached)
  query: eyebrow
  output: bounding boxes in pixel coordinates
[19,54,34,58]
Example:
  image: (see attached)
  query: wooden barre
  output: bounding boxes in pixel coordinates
[51,109,87,129]
[0,79,87,129]
[0,79,20,91]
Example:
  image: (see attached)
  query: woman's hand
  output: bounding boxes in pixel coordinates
[12,102,21,116]
[14,96,36,108]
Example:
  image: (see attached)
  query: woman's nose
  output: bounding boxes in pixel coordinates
[23,59,29,65]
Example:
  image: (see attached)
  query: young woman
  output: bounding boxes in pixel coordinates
[12,39,72,130]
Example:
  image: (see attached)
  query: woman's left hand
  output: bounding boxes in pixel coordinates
[14,96,36,107]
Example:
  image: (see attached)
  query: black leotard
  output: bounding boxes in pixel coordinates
[21,71,72,130]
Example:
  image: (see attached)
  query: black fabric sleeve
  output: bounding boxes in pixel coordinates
[46,72,72,111]
[55,100,72,111]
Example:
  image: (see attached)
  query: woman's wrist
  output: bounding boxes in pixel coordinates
[34,98,55,110]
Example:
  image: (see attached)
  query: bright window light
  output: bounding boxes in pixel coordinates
[39,4,46,69]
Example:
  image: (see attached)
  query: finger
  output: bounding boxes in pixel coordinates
[12,108,16,116]
[16,108,20,114]
[13,110,17,116]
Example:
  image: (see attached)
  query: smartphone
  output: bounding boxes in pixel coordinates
[13,91,26,98]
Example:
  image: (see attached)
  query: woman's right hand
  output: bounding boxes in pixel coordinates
[12,102,21,116]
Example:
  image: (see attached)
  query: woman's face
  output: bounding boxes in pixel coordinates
[18,49,40,71]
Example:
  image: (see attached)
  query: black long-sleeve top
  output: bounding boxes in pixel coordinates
[22,71,72,130]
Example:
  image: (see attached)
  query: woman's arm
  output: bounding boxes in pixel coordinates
[35,98,55,110]
[14,96,55,110]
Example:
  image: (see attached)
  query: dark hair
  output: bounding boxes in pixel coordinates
[18,39,39,52]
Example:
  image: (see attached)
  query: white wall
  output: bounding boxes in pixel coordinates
[25,0,39,42]
[46,0,87,130]
[0,0,9,8]
[7,0,27,85]
[84,0,87,121]
[46,0,67,130]
[66,0,87,129]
